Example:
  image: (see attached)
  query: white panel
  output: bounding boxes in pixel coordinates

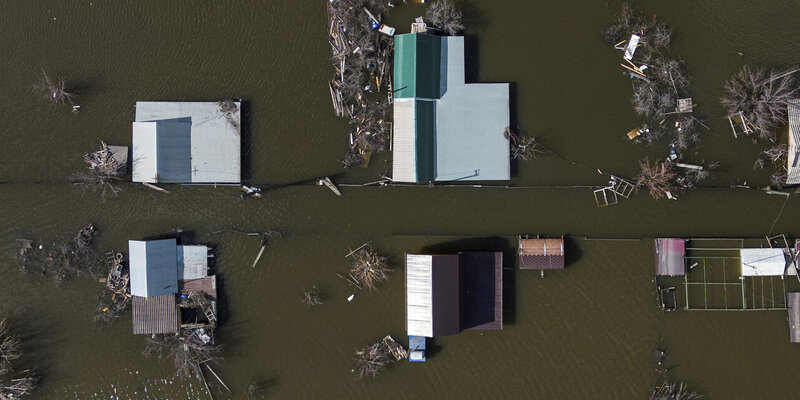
[128,240,149,297]
[178,245,208,280]
[132,122,159,183]
[406,254,433,337]
[740,248,787,276]
[392,99,417,182]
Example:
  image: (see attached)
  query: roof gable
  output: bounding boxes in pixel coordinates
[129,239,179,297]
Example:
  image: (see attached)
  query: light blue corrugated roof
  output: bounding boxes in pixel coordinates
[392,36,510,182]
[129,239,179,297]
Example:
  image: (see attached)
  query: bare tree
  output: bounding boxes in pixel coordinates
[348,245,391,291]
[33,70,76,106]
[0,320,37,399]
[721,66,800,140]
[144,331,222,380]
[426,0,464,36]
[650,379,702,400]
[637,158,678,200]
[505,127,544,161]
[301,285,324,309]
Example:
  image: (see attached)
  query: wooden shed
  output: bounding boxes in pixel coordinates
[518,236,565,270]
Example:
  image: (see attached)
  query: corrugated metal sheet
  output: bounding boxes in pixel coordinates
[406,254,433,337]
[129,239,179,297]
[788,293,800,343]
[134,101,241,184]
[393,33,441,99]
[132,122,159,183]
[179,275,217,299]
[155,120,192,183]
[655,238,685,276]
[132,294,179,334]
[415,100,435,181]
[392,99,417,182]
[740,248,789,276]
[178,245,208,280]
[519,238,565,270]
[787,99,800,184]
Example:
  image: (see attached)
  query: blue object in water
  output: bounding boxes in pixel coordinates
[408,335,426,362]
[370,21,380,30]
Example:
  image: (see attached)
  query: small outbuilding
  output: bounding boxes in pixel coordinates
[654,238,686,276]
[518,236,565,270]
[788,293,800,343]
[132,101,241,184]
[405,252,503,338]
[787,99,800,185]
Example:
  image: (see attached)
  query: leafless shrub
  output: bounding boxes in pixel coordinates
[352,341,392,380]
[217,99,240,131]
[33,70,76,106]
[505,127,543,161]
[247,380,264,399]
[144,331,222,380]
[0,320,37,399]
[17,224,103,283]
[426,0,464,36]
[650,379,702,400]
[301,286,324,309]
[721,66,800,140]
[348,245,390,291]
[94,296,130,325]
[637,158,678,199]
[603,2,671,51]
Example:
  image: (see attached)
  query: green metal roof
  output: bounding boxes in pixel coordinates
[394,33,442,99]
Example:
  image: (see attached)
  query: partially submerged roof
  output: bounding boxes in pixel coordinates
[519,237,565,270]
[132,294,179,335]
[132,101,241,184]
[655,238,686,276]
[787,99,800,185]
[405,254,460,337]
[178,245,208,280]
[179,276,217,299]
[392,34,510,182]
[405,251,502,338]
[740,248,790,276]
[789,293,800,343]
[129,239,179,297]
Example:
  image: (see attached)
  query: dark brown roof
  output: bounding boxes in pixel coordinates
[519,237,564,269]
[430,255,461,337]
[460,251,503,331]
[132,294,179,335]
[178,276,217,299]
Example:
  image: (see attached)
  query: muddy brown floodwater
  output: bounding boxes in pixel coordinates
[1,1,800,399]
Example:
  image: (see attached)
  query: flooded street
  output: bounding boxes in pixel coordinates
[1,1,800,398]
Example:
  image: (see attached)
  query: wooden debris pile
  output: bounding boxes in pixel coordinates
[71,142,125,198]
[0,319,38,399]
[144,330,222,380]
[636,158,716,200]
[95,251,131,325]
[327,0,395,167]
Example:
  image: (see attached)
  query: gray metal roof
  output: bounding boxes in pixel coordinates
[132,101,241,184]
[392,36,510,182]
[789,293,800,343]
[177,245,208,280]
[787,99,800,185]
[129,239,179,297]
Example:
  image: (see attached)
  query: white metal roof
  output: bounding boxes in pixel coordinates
[392,99,417,182]
[740,248,788,276]
[133,101,241,184]
[178,245,208,280]
[787,99,800,184]
[406,254,433,337]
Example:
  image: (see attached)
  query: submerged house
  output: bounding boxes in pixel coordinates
[787,99,800,185]
[405,252,503,338]
[129,238,217,335]
[132,101,241,184]
[392,33,510,182]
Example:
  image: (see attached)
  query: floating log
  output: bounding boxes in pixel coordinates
[142,182,169,193]
[205,364,231,393]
